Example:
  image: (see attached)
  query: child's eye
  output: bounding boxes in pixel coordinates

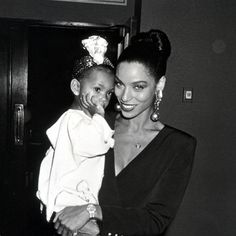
[94,87,101,93]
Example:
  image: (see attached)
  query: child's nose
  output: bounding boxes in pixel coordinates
[100,96,107,104]
[98,94,109,106]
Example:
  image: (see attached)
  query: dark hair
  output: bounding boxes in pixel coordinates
[72,60,114,81]
[116,29,171,81]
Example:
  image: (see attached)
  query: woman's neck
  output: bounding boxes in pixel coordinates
[117,107,163,133]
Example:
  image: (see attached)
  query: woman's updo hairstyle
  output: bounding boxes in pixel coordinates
[116,29,171,81]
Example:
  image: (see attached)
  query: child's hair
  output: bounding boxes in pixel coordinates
[72,35,114,81]
[72,60,114,81]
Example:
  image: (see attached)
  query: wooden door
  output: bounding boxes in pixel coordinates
[0,21,28,236]
[0,20,129,235]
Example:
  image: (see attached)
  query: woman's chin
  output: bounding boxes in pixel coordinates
[120,110,139,119]
[120,107,153,120]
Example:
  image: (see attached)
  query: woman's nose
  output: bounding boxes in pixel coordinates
[120,87,131,102]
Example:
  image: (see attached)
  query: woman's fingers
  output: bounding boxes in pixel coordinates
[54,219,61,230]
[68,230,74,236]
[53,210,64,223]
[54,218,71,235]
[53,205,89,232]
[62,227,71,236]
[78,220,100,235]
[57,223,65,235]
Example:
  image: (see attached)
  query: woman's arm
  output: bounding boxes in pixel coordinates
[53,204,102,235]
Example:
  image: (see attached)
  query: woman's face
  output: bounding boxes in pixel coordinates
[115,62,157,119]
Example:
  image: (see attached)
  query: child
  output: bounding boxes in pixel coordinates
[37,35,115,222]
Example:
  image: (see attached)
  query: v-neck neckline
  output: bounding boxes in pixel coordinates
[113,125,172,178]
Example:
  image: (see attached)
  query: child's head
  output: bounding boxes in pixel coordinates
[71,65,115,110]
[71,36,115,111]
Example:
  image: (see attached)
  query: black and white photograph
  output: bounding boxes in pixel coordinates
[0,0,235,235]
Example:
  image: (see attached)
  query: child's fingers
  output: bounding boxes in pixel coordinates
[96,104,105,116]
[80,94,90,108]
[85,94,96,106]
[91,96,100,106]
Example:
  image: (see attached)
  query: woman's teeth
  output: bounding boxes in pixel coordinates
[121,103,136,111]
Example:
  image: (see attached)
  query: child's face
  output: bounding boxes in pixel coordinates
[79,70,114,109]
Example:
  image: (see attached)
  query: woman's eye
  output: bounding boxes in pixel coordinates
[107,90,114,96]
[134,84,145,90]
[115,81,122,88]
[94,87,101,93]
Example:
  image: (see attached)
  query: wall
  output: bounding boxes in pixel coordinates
[1,0,235,235]
[0,0,135,25]
[141,1,236,236]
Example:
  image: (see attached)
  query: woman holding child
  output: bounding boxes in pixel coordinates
[52,29,197,236]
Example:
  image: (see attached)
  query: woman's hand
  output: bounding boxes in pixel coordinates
[53,220,99,236]
[53,205,90,234]
[77,220,100,236]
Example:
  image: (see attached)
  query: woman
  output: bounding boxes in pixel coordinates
[53,29,197,236]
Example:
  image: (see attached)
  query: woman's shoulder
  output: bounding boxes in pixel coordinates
[163,124,197,147]
[159,125,197,165]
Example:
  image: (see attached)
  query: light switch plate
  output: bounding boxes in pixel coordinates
[183,88,193,102]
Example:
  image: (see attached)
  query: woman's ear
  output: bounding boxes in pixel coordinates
[155,76,166,93]
[70,79,80,96]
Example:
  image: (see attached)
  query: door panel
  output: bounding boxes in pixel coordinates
[0,23,28,236]
[0,21,10,236]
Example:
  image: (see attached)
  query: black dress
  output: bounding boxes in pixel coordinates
[98,122,197,236]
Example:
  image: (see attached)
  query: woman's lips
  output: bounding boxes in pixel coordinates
[120,102,136,112]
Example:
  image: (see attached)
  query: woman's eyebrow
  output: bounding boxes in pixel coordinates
[115,76,123,83]
[132,80,148,85]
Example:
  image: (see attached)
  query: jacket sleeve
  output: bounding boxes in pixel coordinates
[99,137,197,236]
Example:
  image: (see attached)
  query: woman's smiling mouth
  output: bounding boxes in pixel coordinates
[120,102,136,112]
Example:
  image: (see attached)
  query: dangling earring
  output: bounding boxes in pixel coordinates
[150,90,162,122]
[114,103,121,111]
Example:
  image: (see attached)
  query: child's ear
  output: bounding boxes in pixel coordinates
[70,79,80,96]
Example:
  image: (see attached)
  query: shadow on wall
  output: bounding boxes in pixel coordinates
[166,206,222,236]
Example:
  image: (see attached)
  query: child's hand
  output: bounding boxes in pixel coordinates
[81,94,105,117]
